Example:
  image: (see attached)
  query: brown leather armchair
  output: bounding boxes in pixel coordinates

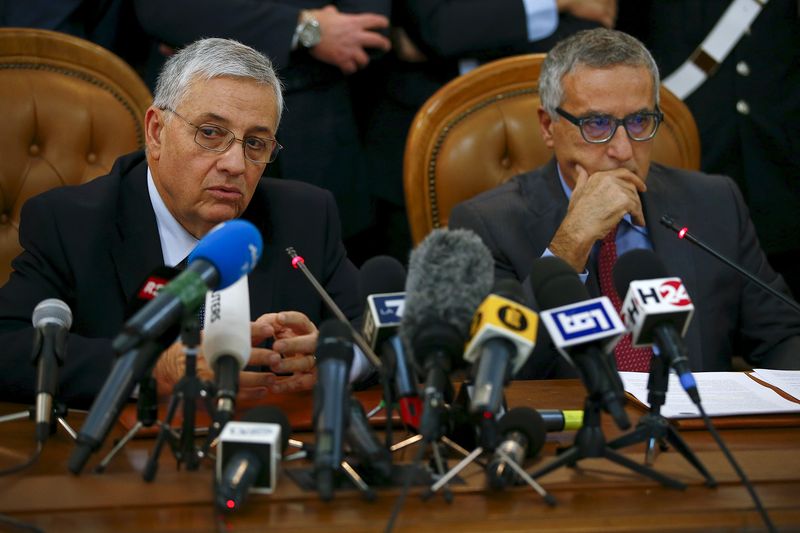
[403,53,701,245]
[0,28,152,284]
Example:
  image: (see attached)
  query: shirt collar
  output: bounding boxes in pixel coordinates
[147,167,198,267]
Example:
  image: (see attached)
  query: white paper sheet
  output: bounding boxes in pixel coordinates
[751,369,800,401]
[620,371,800,419]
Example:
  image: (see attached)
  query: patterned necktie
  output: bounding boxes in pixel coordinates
[597,225,652,372]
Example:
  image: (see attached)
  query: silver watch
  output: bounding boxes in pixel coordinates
[296,12,321,49]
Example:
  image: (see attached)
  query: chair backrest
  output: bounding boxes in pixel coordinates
[0,28,152,284]
[403,53,701,245]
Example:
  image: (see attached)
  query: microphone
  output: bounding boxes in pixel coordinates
[113,219,263,355]
[464,278,539,416]
[68,220,263,475]
[345,397,393,479]
[538,409,584,432]
[203,275,251,429]
[660,215,800,314]
[486,407,546,490]
[531,256,630,430]
[30,299,72,443]
[216,406,290,512]
[359,256,421,428]
[286,247,382,369]
[400,228,494,441]
[614,249,700,404]
[312,319,354,501]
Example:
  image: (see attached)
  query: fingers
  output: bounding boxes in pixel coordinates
[352,13,390,31]
[269,354,317,374]
[276,311,316,334]
[267,373,317,394]
[251,314,277,345]
[574,163,590,190]
[356,28,391,52]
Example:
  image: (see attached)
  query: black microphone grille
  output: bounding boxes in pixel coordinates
[529,256,588,310]
[317,319,355,364]
[241,406,292,452]
[612,249,669,298]
[359,255,407,296]
[498,407,546,458]
[32,298,73,329]
[492,278,526,304]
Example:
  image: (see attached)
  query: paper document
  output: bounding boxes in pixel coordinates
[620,371,800,419]
[750,369,800,401]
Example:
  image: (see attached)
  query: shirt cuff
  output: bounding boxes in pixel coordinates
[542,247,589,283]
[350,345,375,384]
[521,0,559,41]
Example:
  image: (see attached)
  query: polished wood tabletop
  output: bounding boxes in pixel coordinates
[1,379,799,532]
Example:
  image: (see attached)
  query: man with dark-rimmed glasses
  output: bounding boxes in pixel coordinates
[450,28,800,379]
[0,38,367,407]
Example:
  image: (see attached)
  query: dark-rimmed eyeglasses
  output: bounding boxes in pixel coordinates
[555,107,663,144]
[162,107,282,164]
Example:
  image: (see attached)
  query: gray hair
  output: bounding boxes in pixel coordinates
[152,38,284,126]
[539,29,660,118]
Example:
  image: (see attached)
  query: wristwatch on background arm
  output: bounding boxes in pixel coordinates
[291,10,321,50]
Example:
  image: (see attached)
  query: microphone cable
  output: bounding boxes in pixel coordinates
[384,441,426,533]
[0,441,42,477]
[696,402,775,532]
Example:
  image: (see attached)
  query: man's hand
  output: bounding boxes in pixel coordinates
[557,0,617,28]
[307,5,391,74]
[256,312,319,393]
[152,311,320,399]
[549,164,646,271]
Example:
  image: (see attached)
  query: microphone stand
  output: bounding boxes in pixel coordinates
[93,374,160,473]
[0,402,76,441]
[607,357,717,486]
[527,392,686,490]
[142,312,215,482]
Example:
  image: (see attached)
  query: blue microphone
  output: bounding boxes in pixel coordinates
[68,220,263,475]
[113,219,262,354]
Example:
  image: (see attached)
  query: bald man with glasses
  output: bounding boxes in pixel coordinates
[450,28,800,379]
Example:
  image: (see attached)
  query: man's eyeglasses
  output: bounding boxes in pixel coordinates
[162,107,283,164]
[555,107,663,144]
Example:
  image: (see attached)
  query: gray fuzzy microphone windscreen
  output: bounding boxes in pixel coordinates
[400,228,494,365]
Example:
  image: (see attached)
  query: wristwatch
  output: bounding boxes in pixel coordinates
[294,11,321,49]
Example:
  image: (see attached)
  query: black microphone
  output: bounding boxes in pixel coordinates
[613,249,700,404]
[660,215,800,314]
[68,220,263,475]
[359,256,422,428]
[216,406,291,512]
[486,407,546,489]
[313,319,354,501]
[345,397,392,479]
[530,256,630,430]
[31,299,72,443]
[400,228,495,442]
[464,278,539,417]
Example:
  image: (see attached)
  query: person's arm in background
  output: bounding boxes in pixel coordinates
[133,0,390,73]
[399,0,614,59]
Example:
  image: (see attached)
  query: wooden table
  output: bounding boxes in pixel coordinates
[1,379,799,532]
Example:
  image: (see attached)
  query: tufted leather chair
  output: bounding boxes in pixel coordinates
[403,53,701,245]
[0,28,152,284]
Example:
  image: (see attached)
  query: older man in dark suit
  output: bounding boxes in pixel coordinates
[0,38,363,407]
[450,28,800,379]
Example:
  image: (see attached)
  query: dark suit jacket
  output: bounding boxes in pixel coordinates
[133,0,392,238]
[0,151,361,407]
[449,160,800,378]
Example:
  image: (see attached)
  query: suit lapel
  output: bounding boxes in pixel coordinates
[241,181,276,318]
[110,160,165,306]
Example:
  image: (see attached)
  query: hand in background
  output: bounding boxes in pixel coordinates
[557,0,617,28]
[308,5,391,74]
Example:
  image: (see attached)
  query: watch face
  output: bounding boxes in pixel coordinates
[299,20,321,48]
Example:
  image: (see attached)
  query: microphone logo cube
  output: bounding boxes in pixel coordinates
[540,297,625,351]
[217,421,281,494]
[138,277,168,300]
[363,292,405,349]
[464,294,538,374]
[620,278,694,346]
